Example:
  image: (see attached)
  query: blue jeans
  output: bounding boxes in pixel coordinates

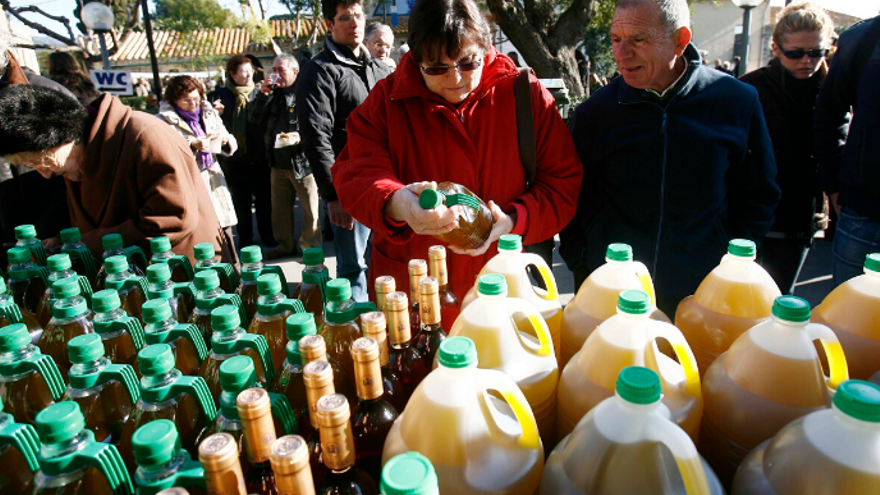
[833,208,880,287]
[332,219,371,302]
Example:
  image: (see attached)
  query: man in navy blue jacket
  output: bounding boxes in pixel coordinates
[560,0,780,314]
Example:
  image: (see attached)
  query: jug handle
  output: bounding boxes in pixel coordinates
[647,418,711,495]
[496,388,542,450]
[523,254,558,301]
[261,266,290,297]
[509,309,553,358]
[648,322,702,401]
[165,254,195,281]
[633,261,657,307]
[806,323,849,390]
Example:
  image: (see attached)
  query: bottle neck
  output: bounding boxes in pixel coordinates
[93,308,126,324]
[48,269,76,282]
[137,450,188,482]
[103,247,125,259]
[320,422,356,471]
[151,251,173,262]
[325,298,354,314]
[63,241,85,250]
[258,293,286,306]
[145,318,177,335]
[420,291,442,326]
[386,307,411,346]
[196,287,224,300]
[148,279,175,293]
[195,259,217,269]
[70,357,109,378]
[141,369,181,391]
[0,345,37,366]
[242,262,263,273]
[354,355,384,401]
[40,431,90,462]
[106,270,134,283]
[303,264,327,274]
[213,327,244,344]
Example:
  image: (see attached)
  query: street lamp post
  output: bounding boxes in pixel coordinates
[731,0,763,73]
[81,2,114,70]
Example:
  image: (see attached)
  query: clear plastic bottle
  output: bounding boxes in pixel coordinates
[193,243,238,295]
[293,248,330,330]
[190,271,246,351]
[132,419,207,495]
[0,324,65,426]
[6,247,47,323]
[146,263,195,323]
[417,182,493,250]
[150,236,194,284]
[380,452,439,495]
[96,233,147,291]
[59,228,98,286]
[38,277,94,380]
[91,289,146,368]
[0,395,40,495]
[13,225,47,267]
[320,279,376,385]
[0,277,42,346]
[36,254,92,329]
[103,255,148,325]
[142,299,207,377]
[248,274,304,369]
[238,246,289,326]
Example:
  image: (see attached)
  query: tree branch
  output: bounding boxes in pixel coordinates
[0,0,78,46]
[551,0,597,48]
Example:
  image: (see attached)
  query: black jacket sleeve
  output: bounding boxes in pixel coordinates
[296,61,339,202]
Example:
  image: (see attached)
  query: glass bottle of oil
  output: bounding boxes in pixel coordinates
[384,292,427,402]
[359,312,405,413]
[272,314,319,444]
[91,290,146,368]
[415,277,446,368]
[199,306,275,401]
[27,401,134,495]
[0,395,40,494]
[0,323,65,426]
[142,299,208,377]
[248,274,305,369]
[293,248,330,329]
[417,183,494,250]
[146,263,195,323]
[103,255,149,325]
[6,247,47,323]
[428,246,459,332]
[238,246,290,326]
[374,276,395,314]
[350,337,399,485]
[302,359,335,485]
[315,394,378,495]
[150,236,194,283]
[320,279,376,385]
[198,433,246,495]
[0,277,41,346]
[193,243,238,295]
[299,334,356,405]
[59,228,98,287]
[39,277,94,380]
[407,260,427,343]
[190,271,246,351]
[132,419,206,495]
[96,233,147,291]
[13,225,48,267]
[119,344,217,474]
[62,333,139,445]
[237,387,279,495]
[36,254,92,329]
[269,435,315,495]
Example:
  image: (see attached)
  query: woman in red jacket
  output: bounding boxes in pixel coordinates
[332,0,582,300]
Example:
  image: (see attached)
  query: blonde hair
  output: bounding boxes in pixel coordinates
[773,2,834,49]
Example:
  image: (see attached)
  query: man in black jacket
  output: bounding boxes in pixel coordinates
[296,0,392,301]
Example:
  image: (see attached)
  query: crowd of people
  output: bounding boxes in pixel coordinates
[0,0,877,311]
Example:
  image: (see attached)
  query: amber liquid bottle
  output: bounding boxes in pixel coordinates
[428,245,460,332]
[374,276,395,314]
[0,323,65,427]
[303,360,335,485]
[315,394,378,495]
[407,260,427,343]
[237,388,278,495]
[150,236,194,283]
[417,182,494,250]
[142,298,207,377]
[248,274,299,370]
[384,292,427,403]
[359,312,405,413]
[59,227,98,286]
[350,337,399,485]
[237,246,271,325]
[103,255,148,325]
[190,270,226,350]
[200,306,274,402]
[194,243,239,295]
[36,253,81,329]
[299,334,356,407]
[39,277,94,380]
[198,432,247,495]
[272,314,319,440]
[96,233,147,291]
[0,278,41,346]
[6,247,47,324]
[415,277,447,369]
[270,435,316,495]
[147,263,195,323]
[91,289,145,369]
[293,248,330,329]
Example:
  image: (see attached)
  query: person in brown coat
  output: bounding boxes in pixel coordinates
[0,84,234,265]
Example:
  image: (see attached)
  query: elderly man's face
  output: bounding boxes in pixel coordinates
[368,31,394,60]
[273,59,298,88]
[4,142,83,181]
[611,4,688,91]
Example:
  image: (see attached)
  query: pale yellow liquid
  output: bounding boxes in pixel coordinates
[247,312,290,372]
[813,282,880,380]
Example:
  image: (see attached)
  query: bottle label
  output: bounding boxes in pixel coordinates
[388,308,412,345]
[420,292,441,326]
[321,422,356,471]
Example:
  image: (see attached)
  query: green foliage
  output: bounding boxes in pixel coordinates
[152,0,238,31]
[581,0,616,78]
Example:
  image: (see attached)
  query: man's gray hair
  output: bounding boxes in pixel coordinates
[0,28,13,72]
[365,21,393,40]
[617,0,690,36]
[274,53,299,70]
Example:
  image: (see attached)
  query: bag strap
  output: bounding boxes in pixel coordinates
[514,68,537,188]
[855,17,880,84]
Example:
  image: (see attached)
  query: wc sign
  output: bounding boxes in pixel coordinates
[89,69,133,96]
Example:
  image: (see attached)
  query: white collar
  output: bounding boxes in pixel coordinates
[645,58,687,98]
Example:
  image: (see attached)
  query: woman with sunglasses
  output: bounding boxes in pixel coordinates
[739,1,835,294]
[331,0,582,301]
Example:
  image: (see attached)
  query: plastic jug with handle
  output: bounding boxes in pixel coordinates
[382,337,544,495]
[700,295,849,486]
[557,290,702,444]
[812,253,880,380]
[676,239,781,376]
[461,234,563,363]
[732,379,880,495]
[560,243,669,368]
[448,273,559,449]
[542,367,722,495]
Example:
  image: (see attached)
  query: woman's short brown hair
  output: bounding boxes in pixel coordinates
[164,75,205,102]
[407,0,492,64]
[226,54,253,77]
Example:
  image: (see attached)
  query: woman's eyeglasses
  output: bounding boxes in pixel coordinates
[335,12,365,22]
[420,59,483,76]
[782,48,829,60]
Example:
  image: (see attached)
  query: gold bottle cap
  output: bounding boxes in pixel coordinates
[269,435,311,476]
[419,276,439,295]
[351,337,383,400]
[429,246,449,287]
[236,387,276,463]
[299,334,327,364]
[428,245,447,260]
[198,432,240,472]
[385,292,411,344]
[385,291,408,311]
[408,259,428,301]
[236,387,271,420]
[316,394,356,471]
[316,393,351,427]
[351,337,380,363]
[303,360,335,429]
[375,276,396,312]
[360,311,390,367]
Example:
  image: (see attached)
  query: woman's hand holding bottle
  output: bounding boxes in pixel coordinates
[385,182,460,236]
[447,200,514,256]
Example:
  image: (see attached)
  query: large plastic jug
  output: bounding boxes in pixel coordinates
[382,337,544,495]
[448,274,559,448]
[732,379,880,494]
[675,239,781,376]
[812,253,880,380]
[560,243,669,368]
[700,295,849,486]
[557,290,702,443]
[542,367,722,495]
[461,234,562,363]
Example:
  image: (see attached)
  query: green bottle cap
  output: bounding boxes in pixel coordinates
[194,270,220,291]
[0,324,31,353]
[104,255,129,275]
[606,243,633,262]
[326,278,351,302]
[139,344,176,376]
[381,452,439,495]
[241,246,263,264]
[60,228,82,244]
[211,305,240,332]
[142,299,173,324]
[7,247,30,264]
[286,313,317,341]
[147,263,172,284]
[834,380,880,422]
[92,289,121,313]
[150,236,172,254]
[771,296,810,322]
[53,277,81,299]
[0,277,6,293]
[102,234,123,251]
[68,333,105,364]
[193,243,215,261]
[616,366,661,405]
[302,247,324,266]
[438,337,477,369]
[219,355,257,394]
[617,290,651,315]
[865,254,880,273]
[132,419,181,468]
[35,401,85,444]
[498,234,522,251]
[418,188,443,209]
[477,274,507,296]
[14,225,36,240]
[727,239,756,258]
[47,254,72,273]
[256,274,281,297]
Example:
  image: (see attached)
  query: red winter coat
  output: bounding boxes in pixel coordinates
[333,48,582,300]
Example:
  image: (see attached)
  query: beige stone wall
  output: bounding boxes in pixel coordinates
[691,0,772,74]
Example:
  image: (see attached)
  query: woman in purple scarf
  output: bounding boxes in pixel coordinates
[158,75,240,264]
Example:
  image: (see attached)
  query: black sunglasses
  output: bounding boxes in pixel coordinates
[782,48,829,60]
[420,59,483,76]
